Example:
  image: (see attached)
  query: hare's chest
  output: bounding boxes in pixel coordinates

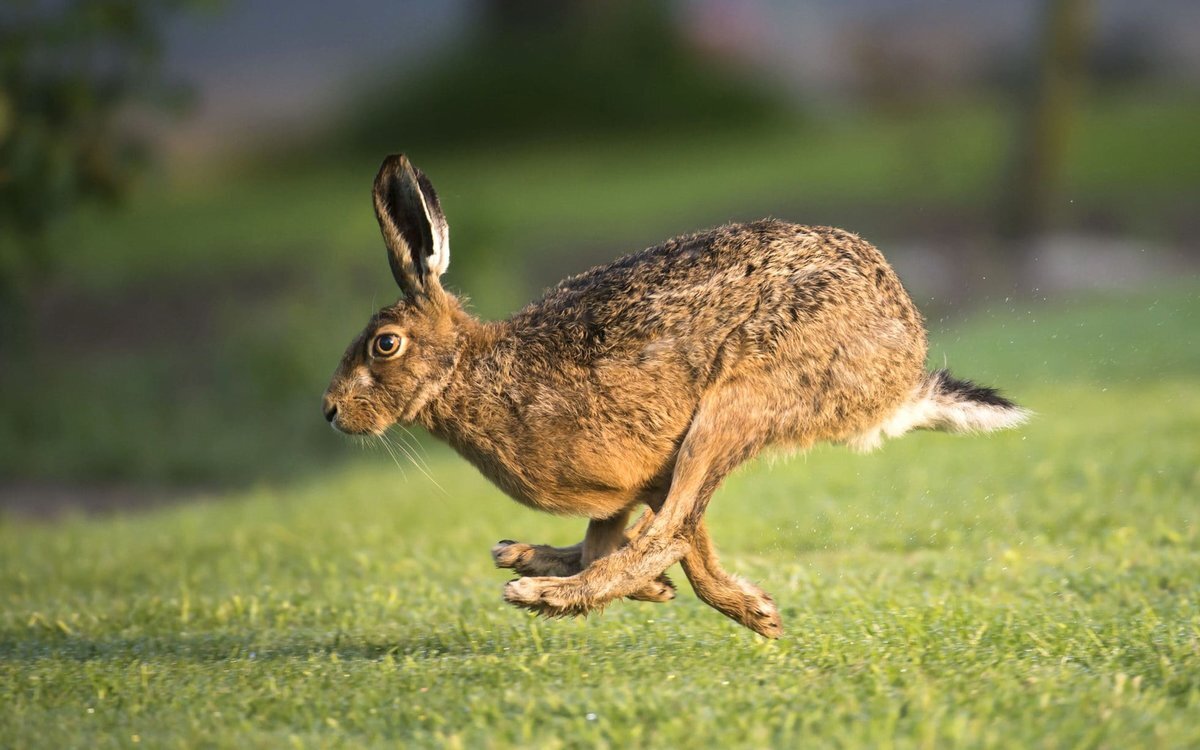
[443,421,676,519]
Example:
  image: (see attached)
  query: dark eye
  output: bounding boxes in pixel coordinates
[372,333,403,358]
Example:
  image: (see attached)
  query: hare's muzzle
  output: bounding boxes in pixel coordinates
[321,394,338,427]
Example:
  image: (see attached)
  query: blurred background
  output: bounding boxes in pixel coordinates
[1,0,1197,513]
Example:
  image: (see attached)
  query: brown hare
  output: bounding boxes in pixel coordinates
[322,155,1028,638]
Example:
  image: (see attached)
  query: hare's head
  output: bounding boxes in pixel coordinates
[322,155,461,435]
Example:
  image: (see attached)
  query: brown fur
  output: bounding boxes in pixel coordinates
[322,155,1027,637]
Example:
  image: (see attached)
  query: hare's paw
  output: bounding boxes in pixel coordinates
[491,540,533,569]
[628,574,677,603]
[735,582,783,639]
[503,576,595,618]
[491,540,582,577]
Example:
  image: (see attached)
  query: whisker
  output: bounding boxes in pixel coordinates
[393,427,435,475]
[398,425,431,458]
[383,429,445,494]
[381,431,423,478]
[376,434,409,480]
[382,433,420,483]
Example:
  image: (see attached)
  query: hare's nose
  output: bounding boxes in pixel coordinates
[322,395,338,423]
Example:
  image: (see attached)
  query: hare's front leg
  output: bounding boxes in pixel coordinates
[492,510,675,603]
[491,539,583,577]
[505,388,766,621]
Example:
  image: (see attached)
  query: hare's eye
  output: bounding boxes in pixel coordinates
[372,333,403,358]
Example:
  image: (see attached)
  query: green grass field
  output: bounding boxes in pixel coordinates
[2,285,1197,748]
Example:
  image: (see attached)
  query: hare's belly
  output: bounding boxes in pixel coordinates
[445,424,673,518]
[513,426,680,517]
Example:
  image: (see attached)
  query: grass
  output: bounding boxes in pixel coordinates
[2,286,1198,748]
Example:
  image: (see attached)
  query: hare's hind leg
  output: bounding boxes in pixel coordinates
[582,510,675,603]
[504,386,766,623]
[493,511,675,601]
[681,519,781,637]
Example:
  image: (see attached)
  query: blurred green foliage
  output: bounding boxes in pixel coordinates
[1,91,1196,488]
[339,1,790,155]
[0,0,204,335]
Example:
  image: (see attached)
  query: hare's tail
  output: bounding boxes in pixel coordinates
[847,369,1030,452]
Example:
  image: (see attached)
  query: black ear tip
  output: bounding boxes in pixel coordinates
[375,153,413,182]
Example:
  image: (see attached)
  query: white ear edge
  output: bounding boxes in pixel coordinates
[425,208,450,278]
[410,173,449,280]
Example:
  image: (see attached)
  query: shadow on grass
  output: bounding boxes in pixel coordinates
[0,626,505,665]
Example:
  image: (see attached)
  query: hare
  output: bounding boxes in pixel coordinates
[322,155,1028,637]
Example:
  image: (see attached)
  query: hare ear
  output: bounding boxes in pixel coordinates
[372,154,450,300]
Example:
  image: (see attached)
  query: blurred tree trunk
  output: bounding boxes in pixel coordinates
[998,0,1093,259]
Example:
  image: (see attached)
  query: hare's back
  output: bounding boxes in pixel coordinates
[512,219,922,361]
